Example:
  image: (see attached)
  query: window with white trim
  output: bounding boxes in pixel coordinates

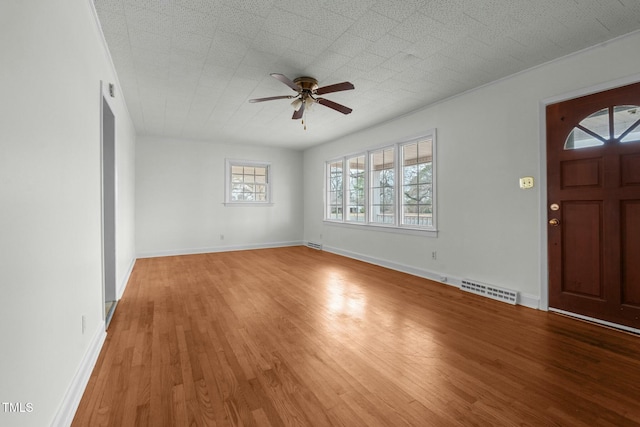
[326,160,343,220]
[325,131,436,233]
[369,147,395,225]
[346,155,366,222]
[400,138,433,227]
[225,159,271,205]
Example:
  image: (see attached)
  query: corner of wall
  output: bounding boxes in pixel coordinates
[49,325,106,427]
[117,257,136,300]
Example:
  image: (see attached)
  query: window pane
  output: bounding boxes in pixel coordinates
[327,160,344,220]
[347,155,365,222]
[404,164,418,181]
[564,128,605,149]
[369,147,395,224]
[401,139,433,227]
[579,108,609,140]
[227,161,270,203]
[614,105,640,143]
[622,128,640,143]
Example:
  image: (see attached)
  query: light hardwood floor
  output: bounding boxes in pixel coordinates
[73,247,640,426]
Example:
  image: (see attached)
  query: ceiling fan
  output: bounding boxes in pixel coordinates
[249,73,355,123]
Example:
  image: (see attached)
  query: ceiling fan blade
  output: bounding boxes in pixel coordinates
[317,98,353,115]
[249,95,294,103]
[315,81,354,95]
[292,101,306,120]
[271,73,300,92]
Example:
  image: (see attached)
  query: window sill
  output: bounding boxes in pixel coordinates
[323,220,438,237]
[224,202,274,207]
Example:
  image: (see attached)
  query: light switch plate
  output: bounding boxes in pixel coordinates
[519,176,534,189]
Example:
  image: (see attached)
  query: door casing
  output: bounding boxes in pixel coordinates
[100,81,117,328]
[539,73,640,334]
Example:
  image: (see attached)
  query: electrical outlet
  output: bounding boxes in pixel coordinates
[519,176,534,189]
[432,251,437,260]
[220,234,224,240]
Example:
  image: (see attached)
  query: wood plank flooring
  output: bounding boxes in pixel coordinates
[72,246,640,426]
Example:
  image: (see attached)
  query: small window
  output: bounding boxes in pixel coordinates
[565,105,640,149]
[225,160,271,205]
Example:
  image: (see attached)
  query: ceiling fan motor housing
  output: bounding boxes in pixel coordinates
[293,77,318,92]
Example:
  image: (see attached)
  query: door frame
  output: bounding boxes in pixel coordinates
[100,80,117,328]
[538,73,640,333]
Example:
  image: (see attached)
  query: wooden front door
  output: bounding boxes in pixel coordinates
[547,82,640,330]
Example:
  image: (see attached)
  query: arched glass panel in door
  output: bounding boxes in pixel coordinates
[564,105,640,149]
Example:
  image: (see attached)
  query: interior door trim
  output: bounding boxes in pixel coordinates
[100,80,118,328]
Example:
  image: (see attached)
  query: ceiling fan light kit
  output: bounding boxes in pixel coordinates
[249,73,354,130]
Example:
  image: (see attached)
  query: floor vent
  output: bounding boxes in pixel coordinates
[306,242,323,250]
[460,279,518,305]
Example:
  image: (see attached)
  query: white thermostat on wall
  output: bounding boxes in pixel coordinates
[519,176,534,189]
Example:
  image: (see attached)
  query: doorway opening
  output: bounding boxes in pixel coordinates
[101,82,117,329]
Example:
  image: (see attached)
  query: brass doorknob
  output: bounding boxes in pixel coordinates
[549,218,560,226]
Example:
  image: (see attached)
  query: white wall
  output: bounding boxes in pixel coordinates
[136,136,303,256]
[0,1,136,426]
[303,31,640,307]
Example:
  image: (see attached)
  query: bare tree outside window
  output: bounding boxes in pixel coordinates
[402,139,433,226]
[370,147,394,224]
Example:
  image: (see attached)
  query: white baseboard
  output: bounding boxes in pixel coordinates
[136,240,304,259]
[518,293,540,309]
[323,245,541,310]
[116,257,136,300]
[50,324,106,427]
[323,245,455,285]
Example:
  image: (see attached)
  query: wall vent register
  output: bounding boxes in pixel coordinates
[461,279,518,305]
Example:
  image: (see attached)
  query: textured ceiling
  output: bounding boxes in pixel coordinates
[94,0,640,149]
